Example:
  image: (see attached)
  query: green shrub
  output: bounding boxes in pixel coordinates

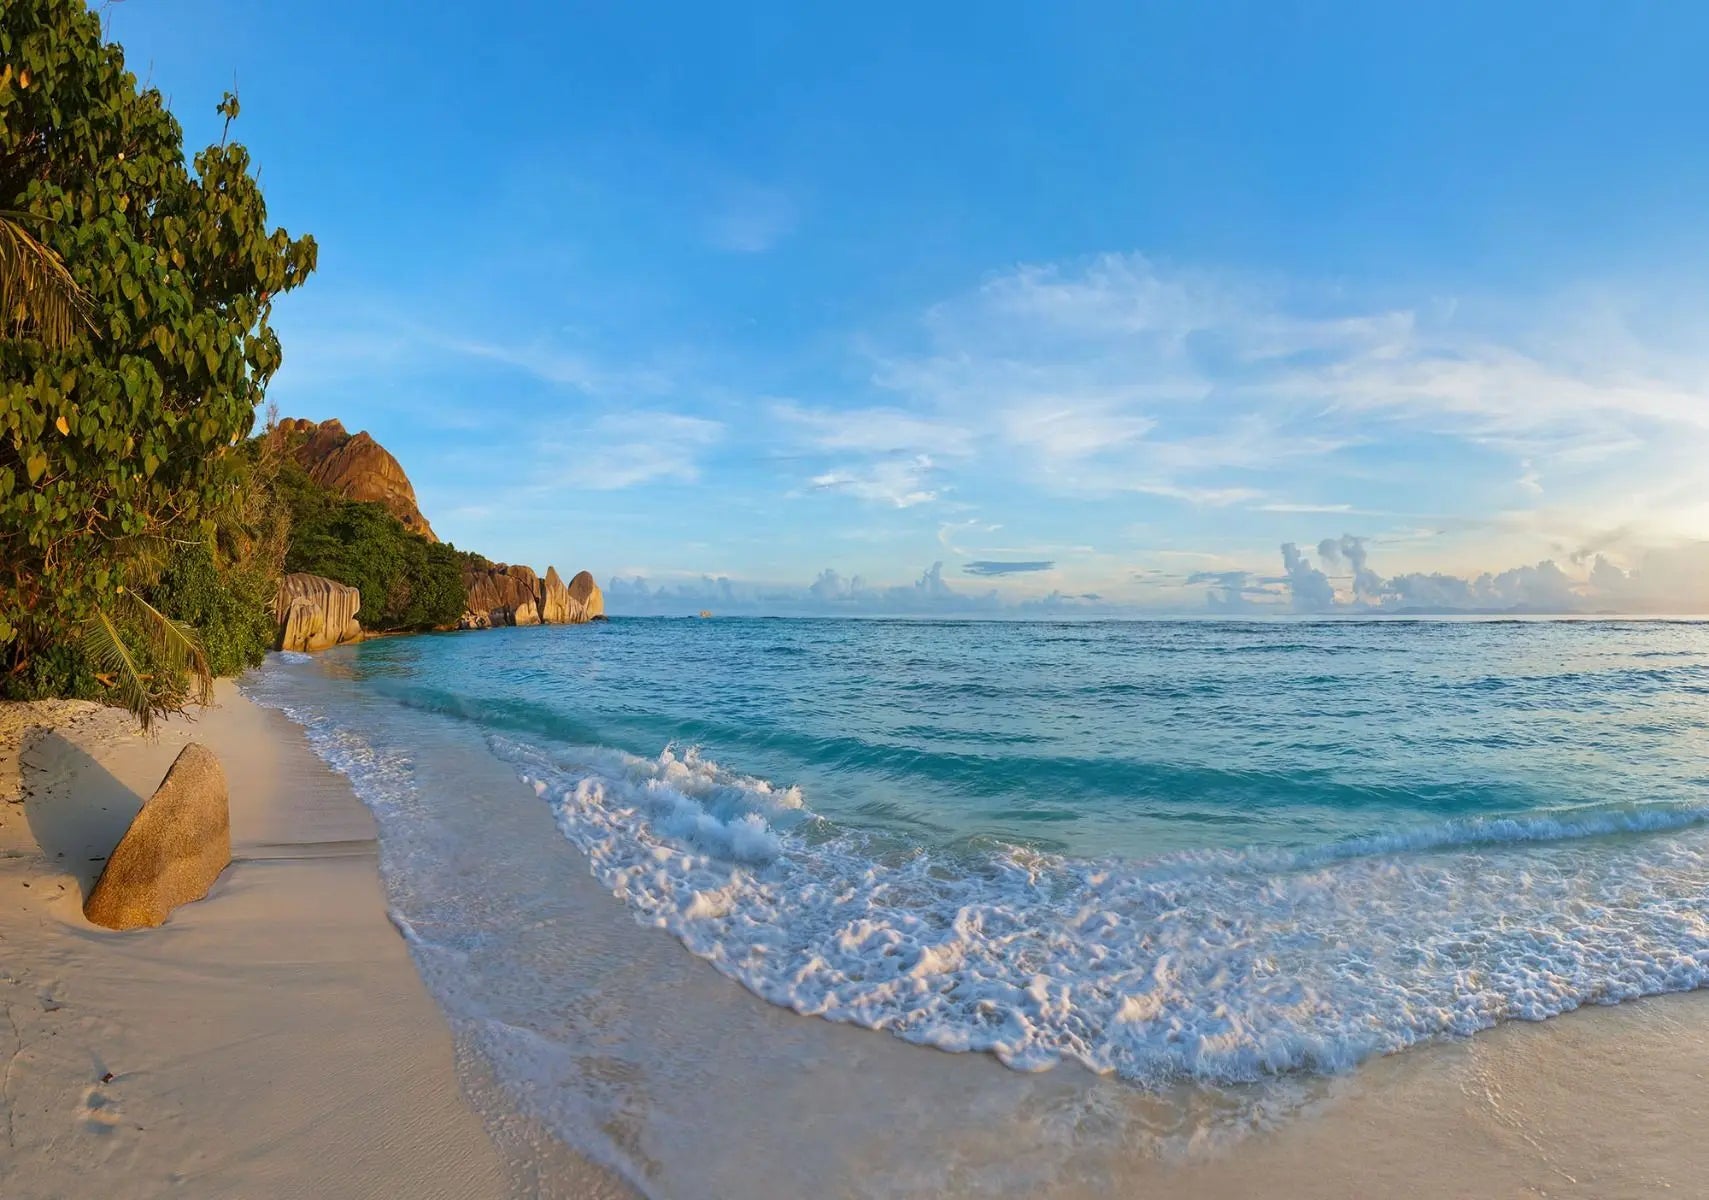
[148,540,277,676]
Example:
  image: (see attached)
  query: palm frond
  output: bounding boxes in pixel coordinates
[79,591,215,731]
[79,605,155,730]
[0,211,94,349]
[116,589,213,708]
[110,534,174,589]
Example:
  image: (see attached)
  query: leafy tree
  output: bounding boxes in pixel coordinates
[0,1,315,724]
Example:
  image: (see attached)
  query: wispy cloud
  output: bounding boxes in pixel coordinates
[866,253,1709,527]
[964,560,1054,576]
[274,254,1709,604]
[810,454,940,507]
[563,412,725,490]
[775,402,974,457]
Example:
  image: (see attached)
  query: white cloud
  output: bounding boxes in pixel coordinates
[1517,459,1543,495]
[867,253,1709,530]
[608,562,1127,617]
[810,454,940,507]
[774,402,974,457]
[1193,534,1709,614]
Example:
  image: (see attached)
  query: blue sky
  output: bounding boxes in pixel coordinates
[107,1,1709,613]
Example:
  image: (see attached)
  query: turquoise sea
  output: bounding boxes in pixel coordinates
[246,617,1709,1186]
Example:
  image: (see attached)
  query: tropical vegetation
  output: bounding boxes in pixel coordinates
[0,0,315,726]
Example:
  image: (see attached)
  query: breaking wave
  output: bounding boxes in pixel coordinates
[492,733,1709,1085]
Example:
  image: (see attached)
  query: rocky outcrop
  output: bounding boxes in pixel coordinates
[539,567,572,625]
[566,569,605,621]
[274,573,362,652]
[461,563,604,628]
[278,417,437,542]
[276,414,606,632]
[463,563,542,626]
[84,744,231,931]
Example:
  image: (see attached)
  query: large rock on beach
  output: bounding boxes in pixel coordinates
[84,744,232,931]
[277,416,437,542]
[275,572,362,652]
[539,566,575,625]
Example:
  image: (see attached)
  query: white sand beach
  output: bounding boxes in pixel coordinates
[0,681,629,1200]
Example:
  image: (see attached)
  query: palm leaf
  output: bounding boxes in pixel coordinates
[117,589,213,708]
[0,211,94,349]
[79,591,215,731]
[79,605,155,730]
[110,533,174,589]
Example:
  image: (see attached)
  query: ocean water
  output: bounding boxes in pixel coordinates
[244,617,1709,1187]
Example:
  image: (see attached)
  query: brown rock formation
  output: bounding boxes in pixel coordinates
[566,570,605,621]
[274,573,362,652]
[462,564,604,627]
[277,417,437,542]
[274,415,606,632]
[84,744,232,930]
[539,567,573,624]
[463,563,543,626]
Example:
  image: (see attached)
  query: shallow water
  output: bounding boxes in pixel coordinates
[244,617,1709,1192]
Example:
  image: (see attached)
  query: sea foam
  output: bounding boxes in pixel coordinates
[493,734,1709,1085]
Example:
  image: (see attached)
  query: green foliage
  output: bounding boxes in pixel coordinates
[2,639,94,702]
[80,587,211,732]
[278,459,467,632]
[148,539,277,676]
[0,1,314,718]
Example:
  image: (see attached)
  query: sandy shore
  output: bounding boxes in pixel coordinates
[0,681,515,1199]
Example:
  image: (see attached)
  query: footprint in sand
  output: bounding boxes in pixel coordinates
[78,1082,122,1133]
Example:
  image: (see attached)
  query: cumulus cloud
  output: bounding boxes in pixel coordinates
[1279,542,1336,611]
[1191,534,1709,615]
[1316,535,1384,598]
[607,562,1143,618]
[610,562,995,616]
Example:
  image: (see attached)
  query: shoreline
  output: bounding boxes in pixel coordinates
[7,659,1709,1197]
[254,640,1709,1199]
[0,679,625,1199]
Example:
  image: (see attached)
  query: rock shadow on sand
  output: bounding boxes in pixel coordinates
[21,730,147,901]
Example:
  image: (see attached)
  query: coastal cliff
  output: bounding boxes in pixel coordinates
[273,418,603,648]
[278,417,439,542]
